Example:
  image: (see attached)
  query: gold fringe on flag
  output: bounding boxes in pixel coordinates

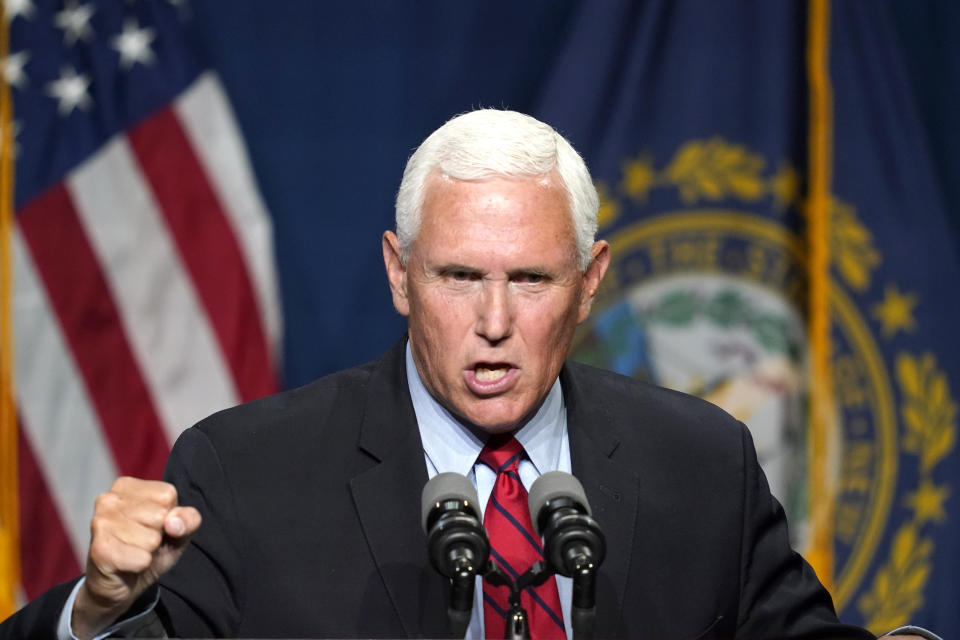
[0,0,20,621]
[805,0,837,590]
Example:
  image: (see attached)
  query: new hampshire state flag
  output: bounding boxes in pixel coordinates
[537,1,959,635]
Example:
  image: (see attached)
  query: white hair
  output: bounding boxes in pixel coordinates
[394,109,599,270]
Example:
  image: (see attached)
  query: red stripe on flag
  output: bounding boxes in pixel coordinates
[18,424,82,598]
[128,108,277,402]
[18,185,169,479]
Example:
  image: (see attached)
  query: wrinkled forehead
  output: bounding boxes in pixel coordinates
[415,172,579,266]
[421,169,571,222]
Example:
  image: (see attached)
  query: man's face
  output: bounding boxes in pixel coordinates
[383,172,609,433]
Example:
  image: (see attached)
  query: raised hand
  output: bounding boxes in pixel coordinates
[71,477,201,639]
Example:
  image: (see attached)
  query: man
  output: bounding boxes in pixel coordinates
[1,110,932,639]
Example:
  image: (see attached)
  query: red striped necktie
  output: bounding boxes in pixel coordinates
[479,436,565,639]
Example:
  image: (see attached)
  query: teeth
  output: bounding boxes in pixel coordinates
[475,366,508,382]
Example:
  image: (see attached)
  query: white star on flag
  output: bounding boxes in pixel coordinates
[2,51,30,89]
[54,1,96,46]
[3,0,36,21]
[111,19,156,69]
[46,67,93,115]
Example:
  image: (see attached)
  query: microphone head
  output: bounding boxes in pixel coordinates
[420,472,481,533]
[528,471,591,536]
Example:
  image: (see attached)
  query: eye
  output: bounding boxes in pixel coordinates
[442,268,481,282]
[512,272,548,284]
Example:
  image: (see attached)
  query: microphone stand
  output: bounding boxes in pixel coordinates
[484,557,599,640]
[569,559,598,640]
[447,555,478,638]
[483,561,554,640]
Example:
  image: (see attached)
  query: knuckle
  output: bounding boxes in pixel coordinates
[144,528,163,550]
[89,514,109,536]
[89,536,113,563]
[112,476,134,491]
[94,491,118,513]
[144,507,166,529]
[157,483,178,506]
[120,548,152,573]
[133,548,154,571]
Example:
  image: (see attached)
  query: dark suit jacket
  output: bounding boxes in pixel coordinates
[1,340,872,639]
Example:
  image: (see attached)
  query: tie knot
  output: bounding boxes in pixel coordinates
[478,435,525,473]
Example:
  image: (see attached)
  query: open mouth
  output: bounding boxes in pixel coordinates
[465,362,518,394]
[475,364,510,382]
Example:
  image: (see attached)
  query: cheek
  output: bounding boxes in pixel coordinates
[411,292,474,350]
[520,295,581,347]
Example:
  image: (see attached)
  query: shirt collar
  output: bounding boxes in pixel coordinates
[406,341,565,477]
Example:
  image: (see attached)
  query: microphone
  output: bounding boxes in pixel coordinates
[528,471,606,639]
[421,472,490,638]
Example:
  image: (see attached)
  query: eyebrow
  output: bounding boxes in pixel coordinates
[433,264,554,280]
[435,264,483,276]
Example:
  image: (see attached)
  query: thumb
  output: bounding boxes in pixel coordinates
[163,505,202,540]
[153,506,202,575]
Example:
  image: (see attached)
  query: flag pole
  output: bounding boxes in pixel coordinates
[0,0,20,620]
[805,0,836,590]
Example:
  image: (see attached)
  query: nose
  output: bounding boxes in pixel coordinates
[475,280,513,344]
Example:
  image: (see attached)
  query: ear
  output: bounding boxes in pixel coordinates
[577,240,610,323]
[382,231,410,317]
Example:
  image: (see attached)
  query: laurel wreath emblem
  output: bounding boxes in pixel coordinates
[831,199,881,292]
[857,353,957,631]
[602,137,883,295]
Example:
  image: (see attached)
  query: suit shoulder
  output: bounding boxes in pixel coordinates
[563,360,746,449]
[182,355,382,450]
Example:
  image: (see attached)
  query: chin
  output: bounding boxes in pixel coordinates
[470,420,522,435]
[459,402,532,435]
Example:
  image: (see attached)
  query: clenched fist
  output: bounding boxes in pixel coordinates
[71,477,202,639]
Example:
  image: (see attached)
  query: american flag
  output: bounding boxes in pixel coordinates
[1,0,281,607]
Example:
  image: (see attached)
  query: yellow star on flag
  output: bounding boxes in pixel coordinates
[595,182,620,229]
[905,479,949,524]
[619,156,656,203]
[871,284,918,338]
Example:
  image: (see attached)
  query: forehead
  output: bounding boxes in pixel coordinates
[417,172,576,255]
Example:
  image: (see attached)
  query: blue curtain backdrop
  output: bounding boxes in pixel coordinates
[188,1,959,634]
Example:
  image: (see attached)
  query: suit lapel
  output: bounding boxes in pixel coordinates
[562,365,640,639]
[348,341,451,638]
